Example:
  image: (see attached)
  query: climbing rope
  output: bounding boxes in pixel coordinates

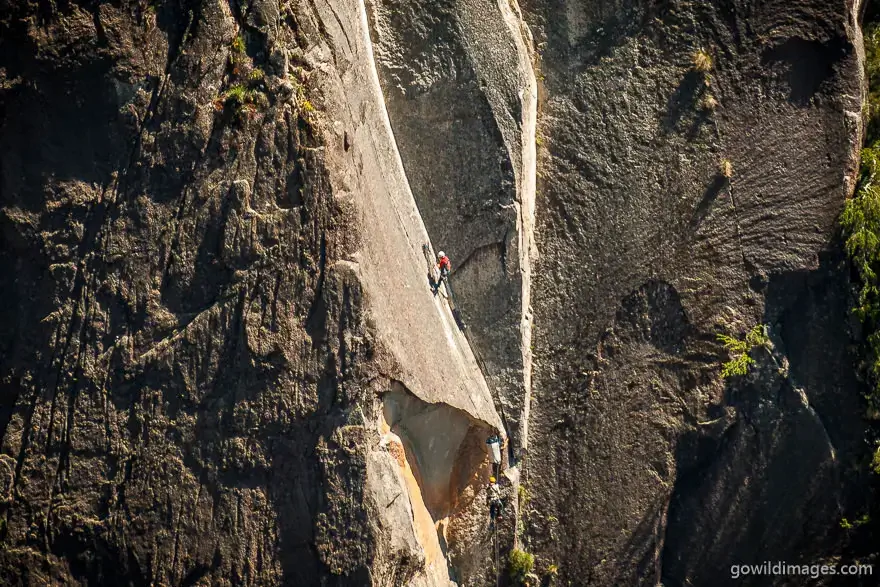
[494,518,500,587]
[469,337,515,465]
[423,242,513,463]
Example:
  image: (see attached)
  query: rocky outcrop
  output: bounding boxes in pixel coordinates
[367,0,537,457]
[0,0,500,584]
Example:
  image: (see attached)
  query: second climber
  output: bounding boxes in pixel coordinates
[487,476,504,527]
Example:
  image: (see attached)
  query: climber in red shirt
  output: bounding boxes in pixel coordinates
[431,250,451,296]
[437,251,451,279]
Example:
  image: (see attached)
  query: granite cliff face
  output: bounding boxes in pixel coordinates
[0,1,501,584]
[0,0,875,585]
[516,0,869,584]
[367,0,537,459]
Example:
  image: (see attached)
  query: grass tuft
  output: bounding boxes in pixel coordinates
[692,49,713,72]
[214,83,268,118]
[232,34,246,56]
[700,94,719,111]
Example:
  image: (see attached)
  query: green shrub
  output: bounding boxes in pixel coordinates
[509,548,535,581]
[841,146,880,408]
[231,34,246,56]
[720,352,752,378]
[229,34,247,71]
[841,514,871,530]
[518,483,530,506]
[718,324,769,378]
[837,12,880,547]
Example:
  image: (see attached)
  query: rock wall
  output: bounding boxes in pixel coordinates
[516,0,869,584]
[367,0,537,456]
[0,0,500,584]
[0,0,875,585]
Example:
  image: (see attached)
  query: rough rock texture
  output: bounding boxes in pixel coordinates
[515,0,870,584]
[0,0,500,585]
[367,0,537,456]
[1,0,876,585]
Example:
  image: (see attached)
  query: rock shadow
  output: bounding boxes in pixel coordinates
[761,37,848,106]
[662,70,708,136]
[689,175,728,230]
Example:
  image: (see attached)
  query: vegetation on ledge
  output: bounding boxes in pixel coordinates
[508,548,535,584]
[717,324,769,378]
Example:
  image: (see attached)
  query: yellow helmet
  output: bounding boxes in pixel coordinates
[489,476,496,483]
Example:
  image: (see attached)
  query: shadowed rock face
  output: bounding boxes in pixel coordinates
[515,0,868,584]
[0,2,375,584]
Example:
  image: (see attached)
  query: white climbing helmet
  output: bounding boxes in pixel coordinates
[438,251,445,258]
